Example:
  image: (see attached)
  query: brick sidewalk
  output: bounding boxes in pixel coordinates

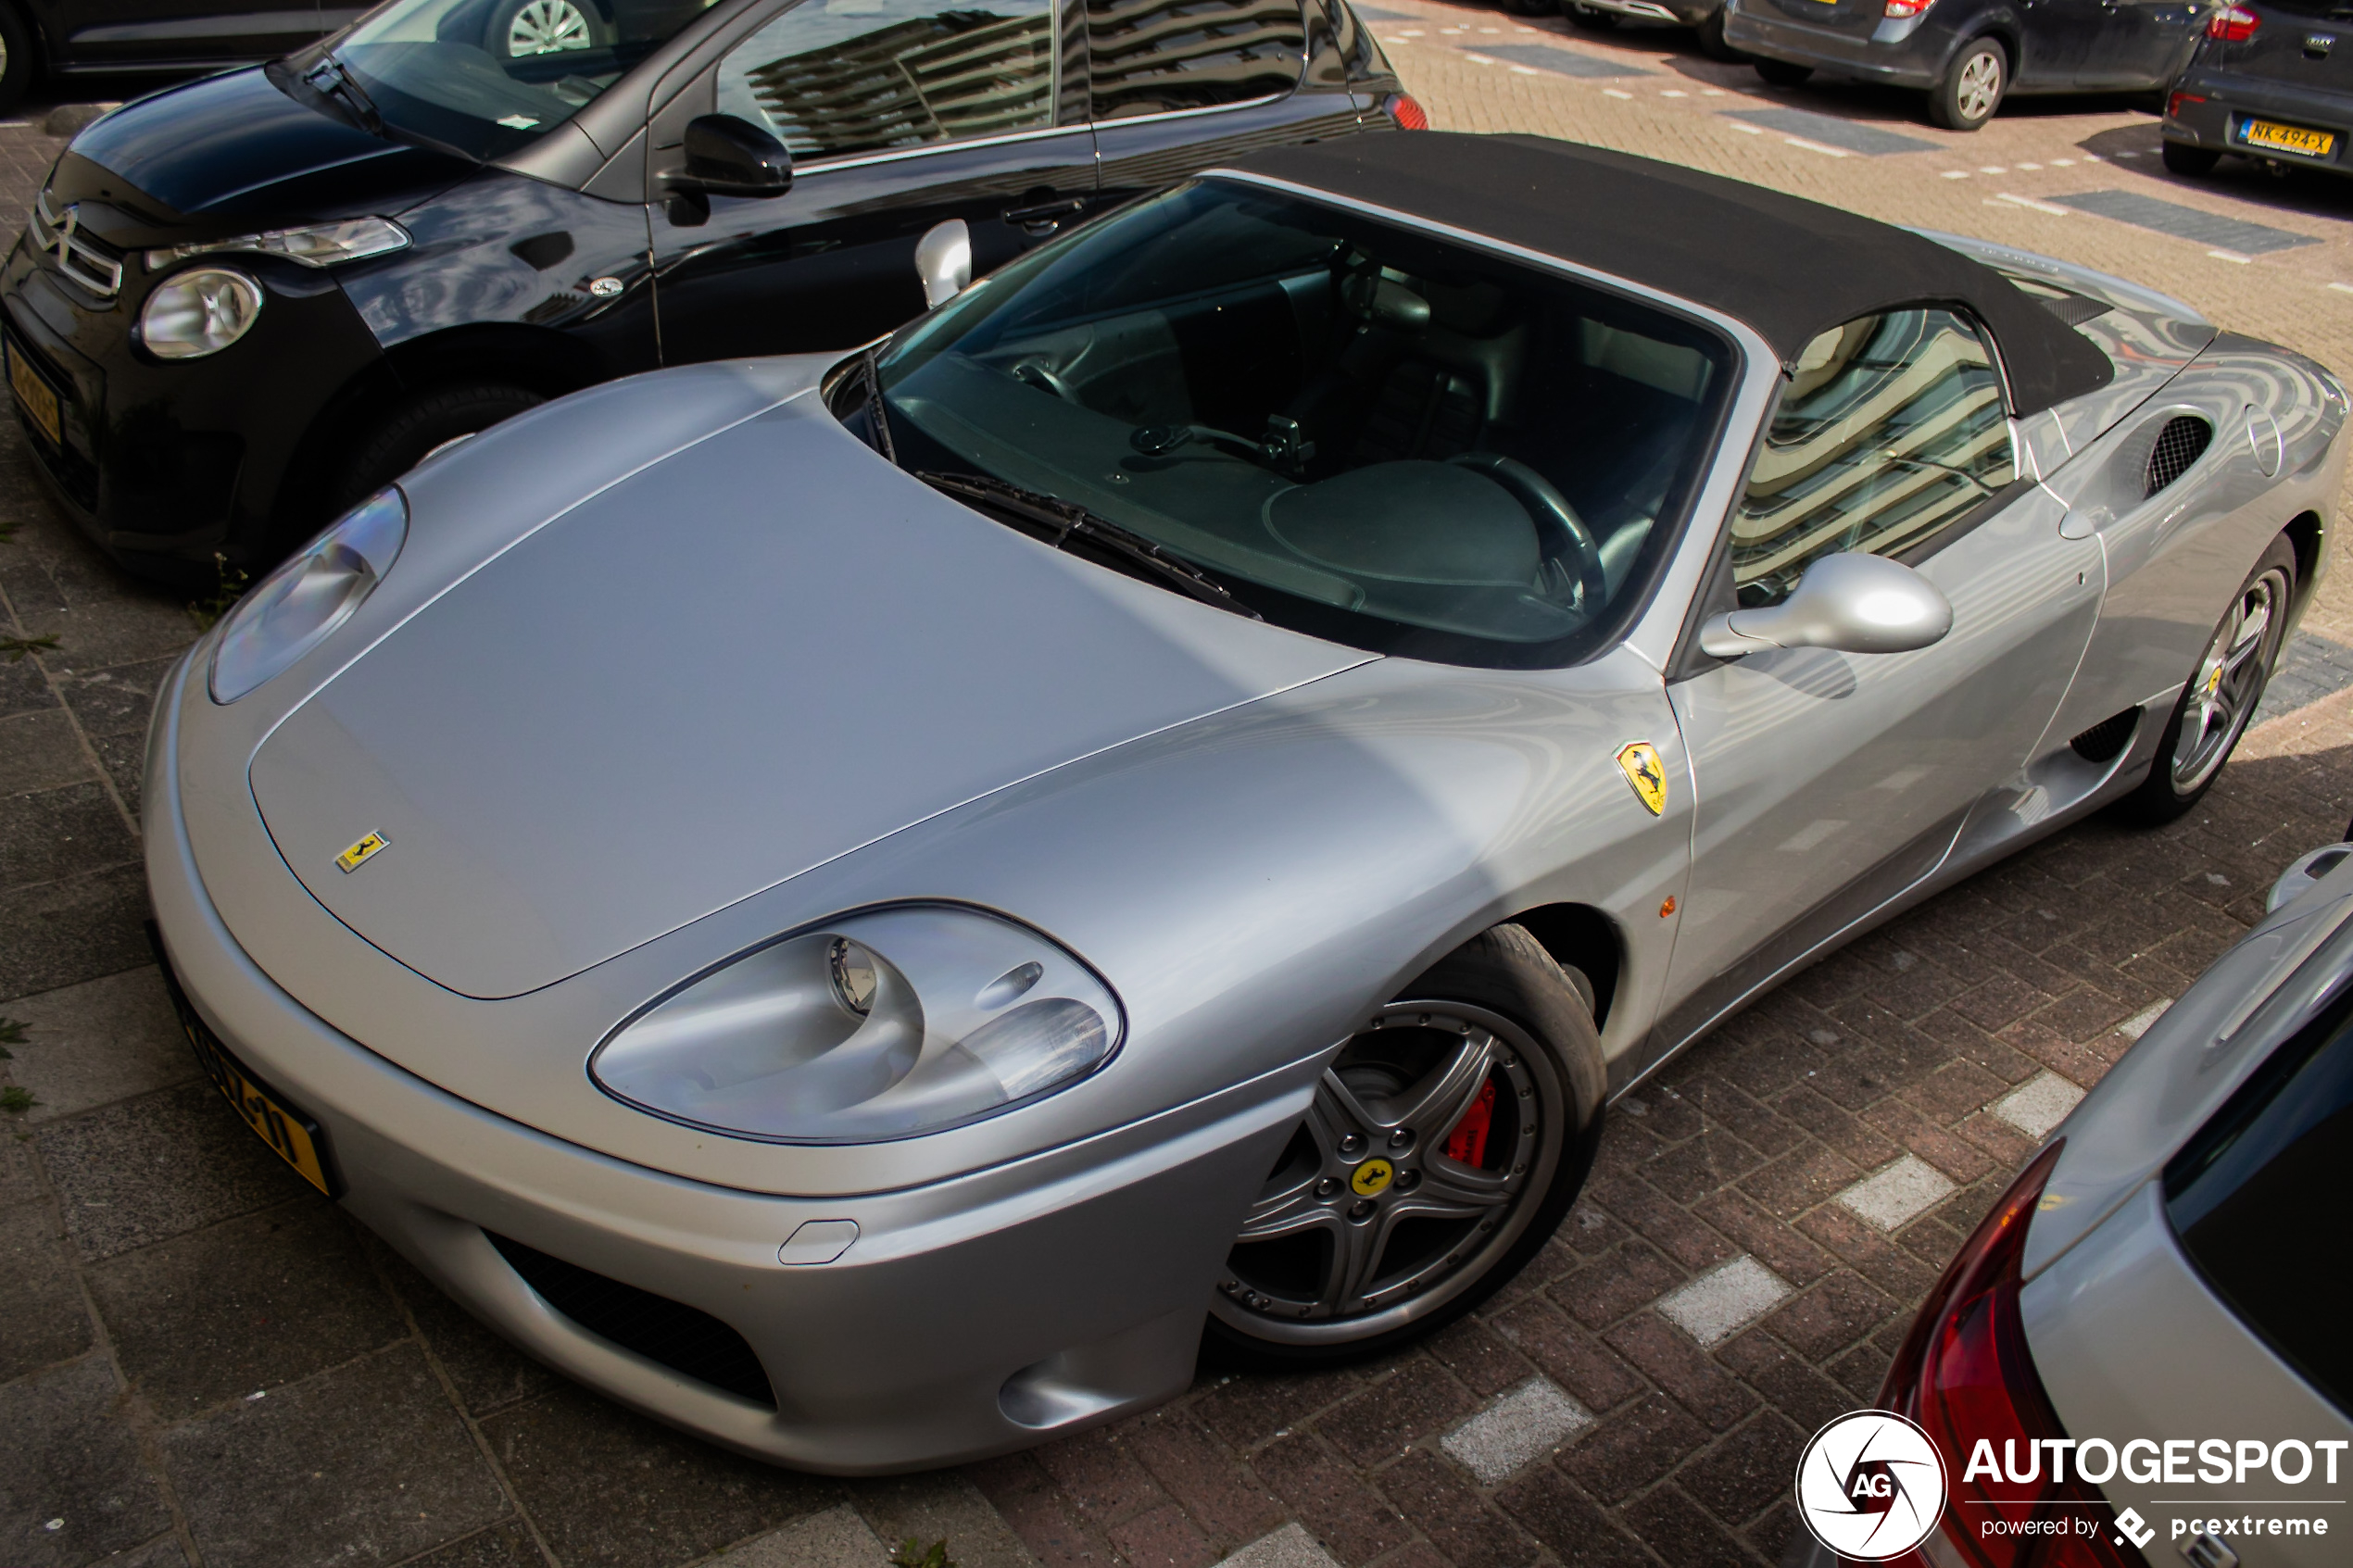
[5,33,2353,1568]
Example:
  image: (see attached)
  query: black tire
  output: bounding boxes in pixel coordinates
[1502,0,1557,15]
[1565,4,1621,28]
[1929,37,2007,131]
[1695,8,1744,60]
[482,0,609,58]
[1754,57,1813,86]
[334,383,545,512]
[2162,139,2221,176]
[0,3,36,117]
[1202,924,1606,1370]
[2113,534,2296,826]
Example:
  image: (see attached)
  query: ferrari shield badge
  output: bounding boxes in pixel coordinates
[335,831,390,873]
[1352,1159,1395,1197]
[1616,742,1667,816]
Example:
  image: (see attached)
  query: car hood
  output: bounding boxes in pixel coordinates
[246,390,1367,1000]
[57,66,472,229]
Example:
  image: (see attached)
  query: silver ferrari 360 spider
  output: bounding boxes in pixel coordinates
[146,132,2347,1473]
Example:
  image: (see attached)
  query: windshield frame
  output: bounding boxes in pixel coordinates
[860,171,1756,671]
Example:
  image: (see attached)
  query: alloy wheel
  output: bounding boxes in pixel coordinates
[1211,1000,1565,1345]
[508,0,594,56]
[1955,51,2002,123]
[2171,566,2288,794]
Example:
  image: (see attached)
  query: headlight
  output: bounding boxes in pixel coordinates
[138,268,263,360]
[590,905,1124,1143]
[208,487,407,704]
[145,217,409,271]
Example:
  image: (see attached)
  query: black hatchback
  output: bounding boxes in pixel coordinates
[2163,0,2353,180]
[1722,0,2206,130]
[1,0,1407,583]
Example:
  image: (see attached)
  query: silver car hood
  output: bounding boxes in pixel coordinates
[248,391,1365,999]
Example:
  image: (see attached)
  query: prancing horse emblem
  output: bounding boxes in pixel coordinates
[1617,741,1667,816]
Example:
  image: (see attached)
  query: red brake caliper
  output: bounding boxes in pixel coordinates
[1443,1078,1497,1167]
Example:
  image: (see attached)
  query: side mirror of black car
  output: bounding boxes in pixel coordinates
[673,115,793,199]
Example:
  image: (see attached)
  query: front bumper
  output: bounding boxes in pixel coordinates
[1721,2,1944,87]
[2164,67,2353,179]
[143,646,1295,1473]
[1,230,385,580]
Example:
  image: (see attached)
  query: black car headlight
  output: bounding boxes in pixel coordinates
[590,905,1123,1143]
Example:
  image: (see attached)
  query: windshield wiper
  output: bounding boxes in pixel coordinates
[305,55,381,134]
[861,346,898,468]
[916,470,1261,621]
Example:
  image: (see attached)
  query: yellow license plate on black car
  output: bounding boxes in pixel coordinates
[6,338,60,446]
[2242,119,2336,157]
[148,925,338,1197]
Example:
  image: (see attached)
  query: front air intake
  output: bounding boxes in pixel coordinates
[2145,416,2213,497]
[2070,708,2138,763]
[486,1232,776,1407]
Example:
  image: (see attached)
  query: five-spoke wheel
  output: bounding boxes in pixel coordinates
[1206,925,1604,1364]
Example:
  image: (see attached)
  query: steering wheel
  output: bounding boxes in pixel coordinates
[1009,358,1077,402]
[1447,453,1608,608]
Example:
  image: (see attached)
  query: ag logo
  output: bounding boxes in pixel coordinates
[1793,1411,1946,1561]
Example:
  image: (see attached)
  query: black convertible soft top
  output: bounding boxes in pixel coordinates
[1227,132,2115,416]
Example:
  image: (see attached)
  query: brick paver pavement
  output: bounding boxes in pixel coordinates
[3,24,2351,1568]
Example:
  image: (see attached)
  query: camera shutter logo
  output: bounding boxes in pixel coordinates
[1794,1411,1947,1560]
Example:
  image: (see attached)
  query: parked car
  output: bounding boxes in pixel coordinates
[2,0,1407,586]
[1796,834,2353,1566]
[2162,0,2353,182]
[147,131,2345,1472]
[1722,0,2208,129]
[1555,0,1749,66]
[0,0,328,114]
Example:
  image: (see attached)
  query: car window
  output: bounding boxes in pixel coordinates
[716,0,1060,159]
[1730,307,2014,608]
[2165,986,2353,1418]
[1088,0,1306,119]
[333,0,720,161]
[862,180,1738,668]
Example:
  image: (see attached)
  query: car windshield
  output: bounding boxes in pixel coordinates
[863,182,1738,666]
[329,0,724,160]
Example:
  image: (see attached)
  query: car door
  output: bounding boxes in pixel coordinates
[1656,307,2104,1047]
[1088,0,1365,213]
[2079,0,2206,87]
[647,0,1100,365]
[2015,0,2110,85]
[45,0,336,68]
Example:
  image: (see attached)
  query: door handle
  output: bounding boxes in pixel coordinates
[1002,195,1088,231]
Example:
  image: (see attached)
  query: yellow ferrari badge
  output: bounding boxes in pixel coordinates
[1351,1159,1394,1197]
[335,831,390,873]
[1617,742,1667,816]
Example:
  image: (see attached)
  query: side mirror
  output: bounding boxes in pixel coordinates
[1698,552,1953,659]
[914,218,972,308]
[673,114,792,198]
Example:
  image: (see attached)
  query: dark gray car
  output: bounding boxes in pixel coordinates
[1723,0,2207,130]
[2163,0,2353,182]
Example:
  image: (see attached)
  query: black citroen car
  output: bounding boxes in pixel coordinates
[3,0,1409,584]
[2162,0,2353,181]
[1722,0,2207,130]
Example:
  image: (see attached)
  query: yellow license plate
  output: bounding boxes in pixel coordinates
[149,935,340,1197]
[6,339,59,447]
[2242,119,2335,157]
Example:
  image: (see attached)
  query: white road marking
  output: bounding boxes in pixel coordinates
[1465,52,1497,63]
[1604,88,1633,99]
[1941,169,1970,179]
[1510,64,1540,73]
[1658,1255,1793,1346]
[2208,249,2253,263]
[1996,192,2072,214]
[2018,161,2042,169]
[1839,1155,1957,1231]
[1993,1072,2085,1140]
[2051,157,2076,166]
[2330,282,2353,295]
[1731,121,1765,133]
[1660,89,1689,96]
[1441,1378,1596,1484]
[1979,165,2007,173]
[1784,136,1851,157]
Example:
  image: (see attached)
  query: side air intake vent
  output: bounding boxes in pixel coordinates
[2070,709,2139,763]
[2145,416,2212,497]
[487,1232,776,1408]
